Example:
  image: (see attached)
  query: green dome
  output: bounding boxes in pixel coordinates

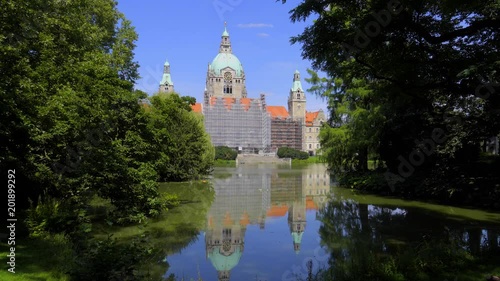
[210,53,244,76]
[208,247,242,271]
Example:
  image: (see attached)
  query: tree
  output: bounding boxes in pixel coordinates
[0,0,213,232]
[147,92,214,181]
[215,146,238,160]
[309,72,385,172]
[280,0,500,174]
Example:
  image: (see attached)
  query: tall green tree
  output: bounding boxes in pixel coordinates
[0,0,214,232]
[280,0,500,174]
[146,92,214,181]
[307,71,385,172]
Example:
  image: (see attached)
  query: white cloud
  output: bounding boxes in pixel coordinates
[257,33,270,37]
[237,23,274,28]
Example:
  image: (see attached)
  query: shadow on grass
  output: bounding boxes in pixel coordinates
[0,234,72,281]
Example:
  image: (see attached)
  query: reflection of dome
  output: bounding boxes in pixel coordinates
[208,246,242,271]
[292,231,304,254]
[210,53,244,76]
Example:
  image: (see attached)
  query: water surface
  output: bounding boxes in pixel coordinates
[163,164,500,281]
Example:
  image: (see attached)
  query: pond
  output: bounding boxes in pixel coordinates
[160,164,500,281]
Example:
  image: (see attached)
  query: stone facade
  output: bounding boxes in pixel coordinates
[163,26,326,155]
[304,110,326,155]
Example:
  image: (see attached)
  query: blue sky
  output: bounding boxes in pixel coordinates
[116,0,327,112]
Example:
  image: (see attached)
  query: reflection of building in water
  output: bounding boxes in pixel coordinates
[303,164,331,210]
[288,200,306,254]
[205,166,271,281]
[205,164,331,280]
[267,164,331,253]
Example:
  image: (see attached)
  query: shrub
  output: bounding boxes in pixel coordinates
[215,146,238,160]
[277,147,309,160]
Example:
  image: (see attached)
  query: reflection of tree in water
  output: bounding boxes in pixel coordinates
[315,194,500,280]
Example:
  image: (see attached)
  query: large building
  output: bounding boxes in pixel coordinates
[159,25,326,155]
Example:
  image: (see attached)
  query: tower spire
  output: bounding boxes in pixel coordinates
[220,22,232,54]
[159,57,174,93]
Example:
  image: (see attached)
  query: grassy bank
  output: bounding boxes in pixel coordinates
[338,154,500,211]
[0,234,72,281]
[291,155,325,165]
[1,180,214,281]
[213,159,236,167]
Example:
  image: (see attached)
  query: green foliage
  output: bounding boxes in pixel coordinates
[26,196,91,239]
[215,146,238,160]
[291,155,325,164]
[70,236,162,281]
[0,0,214,237]
[281,0,500,196]
[277,147,309,159]
[147,92,214,181]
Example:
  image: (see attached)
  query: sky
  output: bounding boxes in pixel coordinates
[116,0,327,112]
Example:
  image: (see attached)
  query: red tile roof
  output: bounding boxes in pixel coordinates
[239,211,250,226]
[266,106,290,119]
[306,196,318,210]
[191,103,202,113]
[266,205,289,217]
[209,97,254,110]
[306,111,320,126]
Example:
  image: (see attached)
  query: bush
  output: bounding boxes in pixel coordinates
[277,147,309,160]
[71,236,160,281]
[215,146,238,160]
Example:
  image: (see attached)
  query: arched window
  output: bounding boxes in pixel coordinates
[297,93,300,99]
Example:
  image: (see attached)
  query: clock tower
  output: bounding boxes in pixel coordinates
[205,23,248,99]
[288,70,306,122]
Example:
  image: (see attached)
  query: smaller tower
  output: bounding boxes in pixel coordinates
[159,59,175,93]
[288,70,306,121]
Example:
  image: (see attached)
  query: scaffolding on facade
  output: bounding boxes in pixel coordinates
[204,97,271,153]
[270,117,303,152]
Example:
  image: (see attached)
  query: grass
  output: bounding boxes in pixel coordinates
[0,234,72,281]
[213,159,236,167]
[291,155,325,164]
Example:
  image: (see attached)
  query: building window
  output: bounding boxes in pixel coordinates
[317,144,320,148]
[297,93,300,99]
[223,86,233,94]
[316,128,319,132]
[308,128,311,132]
[309,144,312,149]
